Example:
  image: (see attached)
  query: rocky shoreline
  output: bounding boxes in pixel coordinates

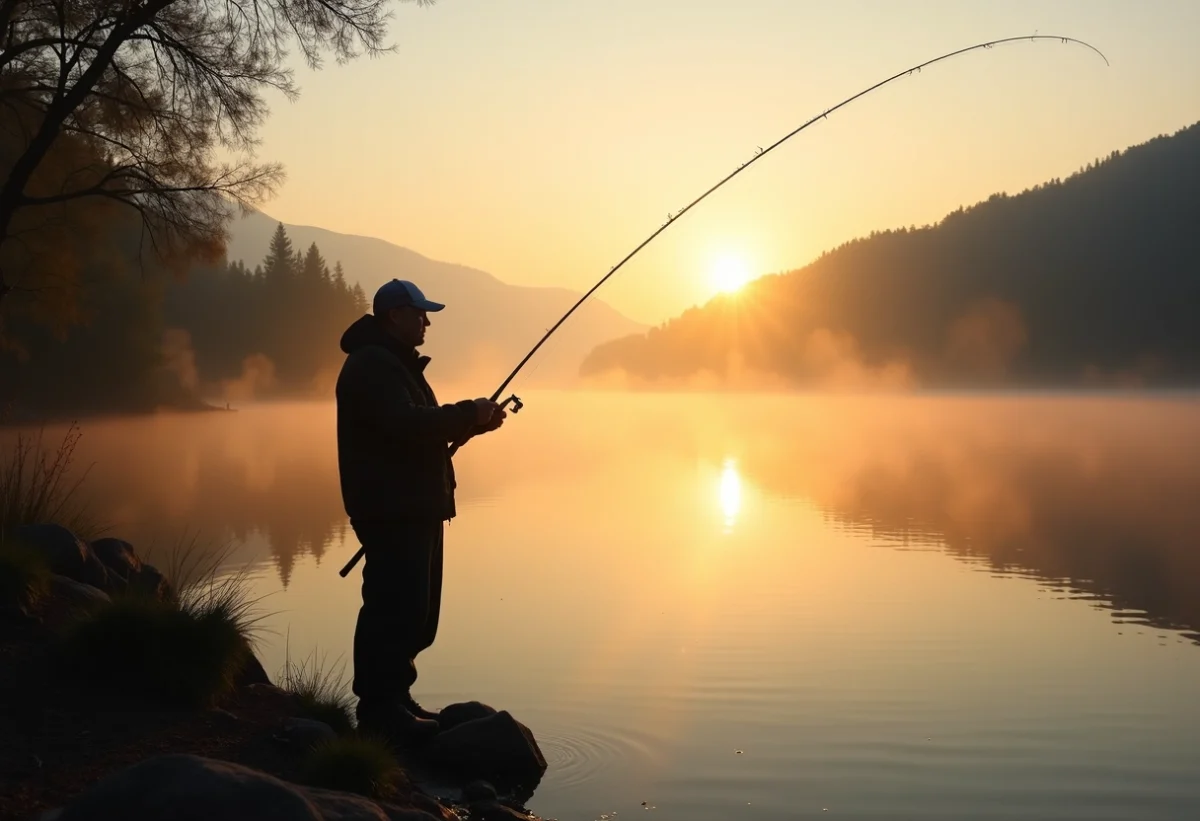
[0,524,549,821]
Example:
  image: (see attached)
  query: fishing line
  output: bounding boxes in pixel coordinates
[483,34,1107,406]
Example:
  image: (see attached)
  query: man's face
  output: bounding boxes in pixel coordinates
[388,305,430,347]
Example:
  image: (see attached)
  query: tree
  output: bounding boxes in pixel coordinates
[261,223,295,282]
[0,0,435,317]
[350,282,368,314]
[301,243,328,285]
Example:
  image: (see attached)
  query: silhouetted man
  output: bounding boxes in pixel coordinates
[335,279,505,741]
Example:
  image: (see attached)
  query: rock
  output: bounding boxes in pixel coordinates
[56,753,444,821]
[236,650,272,688]
[1,601,36,625]
[463,780,497,803]
[128,563,175,601]
[469,802,534,821]
[49,575,111,611]
[90,537,141,580]
[378,803,451,821]
[425,711,546,788]
[276,717,338,751]
[103,571,128,594]
[248,682,292,698]
[436,701,497,732]
[15,523,109,589]
[407,793,458,821]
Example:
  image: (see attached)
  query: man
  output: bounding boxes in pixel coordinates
[335,278,505,741]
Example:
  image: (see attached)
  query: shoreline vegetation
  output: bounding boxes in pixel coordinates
[0,428,550,821]
[1,400,235,429]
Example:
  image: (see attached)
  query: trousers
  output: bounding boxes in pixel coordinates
[350,519,444,705]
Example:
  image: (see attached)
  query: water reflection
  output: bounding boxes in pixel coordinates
[710,394,1200,642]
[0,405,351,586]
[717,458,741,533]
[5,393,1200,646]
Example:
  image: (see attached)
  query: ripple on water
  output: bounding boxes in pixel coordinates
[537,723,654,789]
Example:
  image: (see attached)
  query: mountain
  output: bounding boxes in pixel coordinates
[226,211,645,388]
[581,122,1200,390]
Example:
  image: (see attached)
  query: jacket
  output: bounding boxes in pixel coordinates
[335,314,478,523]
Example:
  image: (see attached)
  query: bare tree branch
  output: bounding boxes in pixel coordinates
[0,0,436,308]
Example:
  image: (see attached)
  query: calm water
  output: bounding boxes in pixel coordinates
[14,392,1200,820]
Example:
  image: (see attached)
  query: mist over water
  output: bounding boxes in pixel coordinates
[10,391,1200,820]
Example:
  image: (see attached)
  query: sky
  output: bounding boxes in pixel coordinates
[250,0,1200,326]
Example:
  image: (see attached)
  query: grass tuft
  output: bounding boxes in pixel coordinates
[57,538,270,707]
[0,538,52,612]
[57,596,250,706]
[300,735,404,799]
[277,640,354,736]
[0,424,102,541]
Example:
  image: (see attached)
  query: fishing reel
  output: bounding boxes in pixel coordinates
[498,394,524,414]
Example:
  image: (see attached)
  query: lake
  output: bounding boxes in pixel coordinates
[16,391,1200,821]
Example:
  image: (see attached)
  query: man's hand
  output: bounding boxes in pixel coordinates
[472,398,500,426]
[480,407,507,433]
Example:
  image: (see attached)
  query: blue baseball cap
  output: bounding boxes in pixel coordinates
[372,279,445,315]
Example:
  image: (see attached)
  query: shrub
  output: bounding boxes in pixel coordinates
[0,424,101,540]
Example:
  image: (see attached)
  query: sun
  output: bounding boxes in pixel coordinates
[711,254,751,295]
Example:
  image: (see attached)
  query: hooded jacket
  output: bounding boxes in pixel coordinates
[335,314,478,523]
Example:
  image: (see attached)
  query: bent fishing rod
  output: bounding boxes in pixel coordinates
[339,33,1106,578]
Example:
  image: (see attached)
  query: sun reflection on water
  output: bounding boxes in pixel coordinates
[719,458,742,532]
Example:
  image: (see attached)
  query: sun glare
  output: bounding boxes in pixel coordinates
[712,255,751,295]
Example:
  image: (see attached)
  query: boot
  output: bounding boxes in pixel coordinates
[356,699,439,744]
[401,692,440,722]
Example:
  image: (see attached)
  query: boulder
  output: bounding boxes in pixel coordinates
[55,753,443,821]
[275,717,338,751]
[128,563,175,602]
[436,701,497,732]
[49,575,111,611]
[90,537,141,580]
[407,792,459,821]
[425,710,546,788]
[463,780,497,803]
[236,650,272,688]
[469,803,535,821]
[15,523,109,590]
[248,682,293,699]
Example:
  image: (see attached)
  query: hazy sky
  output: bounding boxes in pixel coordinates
[251,0,1200,325]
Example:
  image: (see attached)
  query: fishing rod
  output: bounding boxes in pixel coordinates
[478,34,1106,407]
[339,33,1106,578]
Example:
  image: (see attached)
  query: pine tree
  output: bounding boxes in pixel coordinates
[332,262,348,294]
[262,223,295,282]
[301,242,327,285]
[350,282,368,313]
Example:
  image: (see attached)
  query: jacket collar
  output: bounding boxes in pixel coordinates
[388,341,431,373]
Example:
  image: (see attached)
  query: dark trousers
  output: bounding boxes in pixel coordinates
[350,519,444,706]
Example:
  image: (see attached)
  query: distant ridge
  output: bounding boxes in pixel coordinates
[227,211,646,386]
[582,122,1200,390]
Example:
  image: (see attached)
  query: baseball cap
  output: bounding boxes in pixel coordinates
[372,279,445,315]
